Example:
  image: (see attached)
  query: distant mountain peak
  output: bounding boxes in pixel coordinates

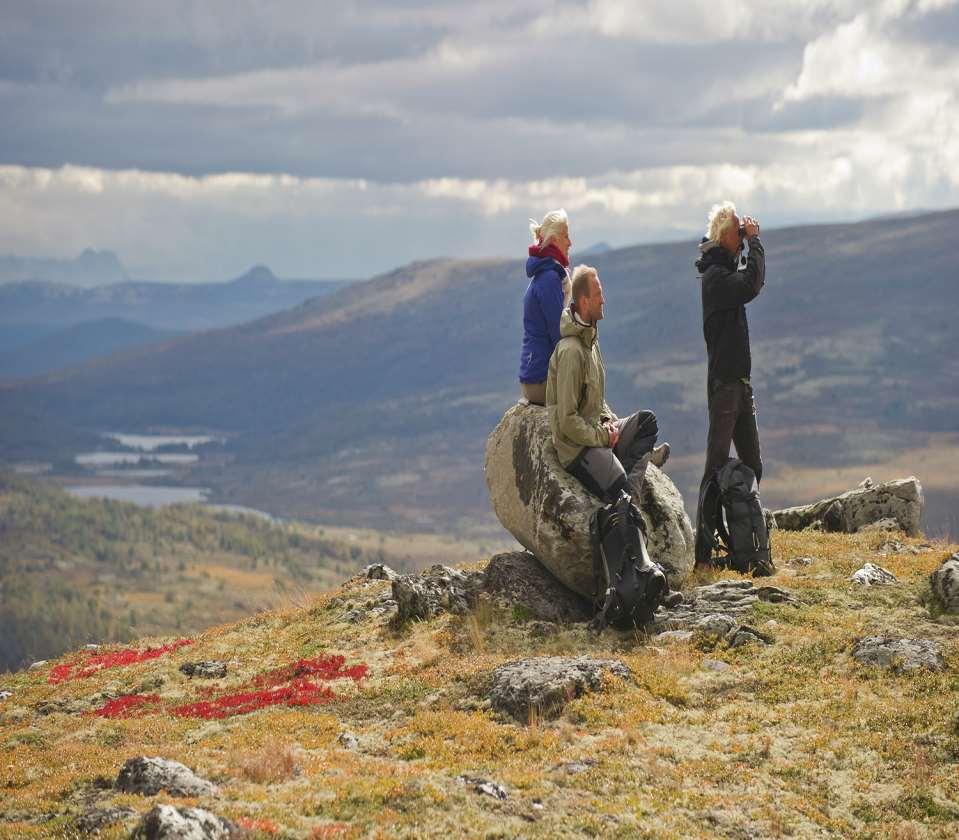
[233,264,277,285]
[576,242,612,256]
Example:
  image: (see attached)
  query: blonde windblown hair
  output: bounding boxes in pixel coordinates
[706,201,738,243]
[529,208,569,246]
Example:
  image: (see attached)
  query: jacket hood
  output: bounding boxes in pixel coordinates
[559,306,596,346]
[695,237,735,273]
[526,254,565,279]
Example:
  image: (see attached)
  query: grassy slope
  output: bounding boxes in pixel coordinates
[1,529,957,838]
[0,473,502,673]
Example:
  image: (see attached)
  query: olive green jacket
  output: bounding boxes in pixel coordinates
[545,308,616,467]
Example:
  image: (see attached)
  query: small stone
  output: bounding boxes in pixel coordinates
[489,656,631,723]
[74,806,139,834]
[337,731,360,750]
[84,644,101,651]
[459,775,508,800]
[554,759,598,774]
[930,554,959,614]
[850,563,898,586]
[0,691,12,701]
[852,637,945,674]
[179,661,227,679]
[28,660,48,670]
[787,556,815,567]
[365,563,399,581]
[859,517,901,533]
[654,630,694,643]
[115,757,218,798]
[130,804,238,840]
[702,659,731,672]
[694,614,738,639]
[726,626,773,648]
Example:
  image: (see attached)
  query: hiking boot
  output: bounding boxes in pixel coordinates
[649,442,670,468]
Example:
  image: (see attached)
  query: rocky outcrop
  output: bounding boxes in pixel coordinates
[489,656,631,722]
[772,476,923,536]
[930,553,959,614]
[130,805,238,840]
[115,757,218,798]
[179,661,227,679]
[485,403,694,597]
[392,565,483,622]
[482,552,592,623]
[850,563,898,586]
[852,637,945,673]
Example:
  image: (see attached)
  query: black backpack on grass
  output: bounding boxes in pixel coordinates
[589,492,669,631]
[696,458,774,576]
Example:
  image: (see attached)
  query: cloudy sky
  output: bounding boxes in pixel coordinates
[2,0,958,280]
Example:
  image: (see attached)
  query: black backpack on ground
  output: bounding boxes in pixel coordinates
[589,492,669,631]
[695,457,774,576]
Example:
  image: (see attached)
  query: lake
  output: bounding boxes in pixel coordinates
[65,485,210,507]
[75,452,199,466]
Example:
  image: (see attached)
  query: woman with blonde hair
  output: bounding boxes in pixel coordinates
[517,208,572,405]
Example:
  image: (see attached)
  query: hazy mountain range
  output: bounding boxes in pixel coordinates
[1,209,956,537]
[0,248,129,287]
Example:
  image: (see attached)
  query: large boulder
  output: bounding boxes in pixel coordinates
[772,476,923,536]
[485,403,694,597]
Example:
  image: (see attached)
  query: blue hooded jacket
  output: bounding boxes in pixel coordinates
[518,255,567,383]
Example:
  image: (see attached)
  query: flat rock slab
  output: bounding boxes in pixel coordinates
[490,656,631,723]
[483,551,592,623]
[930,554,959,614]
[850,563,898,586]
[130,805,238,840]
[115,757,218,798]
[179,661,227,679]
[772,476,923,536]
[485,403,694,597]
[652,580,794,633]
[852,637,945,673]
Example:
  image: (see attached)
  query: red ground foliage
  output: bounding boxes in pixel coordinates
[90,694,162,718]
[172,655,368,720]
[48,639,194,684]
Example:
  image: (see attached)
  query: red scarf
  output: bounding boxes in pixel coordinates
[529,241,569,267]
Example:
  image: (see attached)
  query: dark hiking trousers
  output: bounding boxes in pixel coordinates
[700,380,762,486]
[695,380,762,565]
[567,410,659,503]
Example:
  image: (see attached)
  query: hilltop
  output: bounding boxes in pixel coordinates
[0,528,956,838]
[1,209,957,536]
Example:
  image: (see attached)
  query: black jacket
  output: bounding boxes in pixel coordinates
[696,236,765,387]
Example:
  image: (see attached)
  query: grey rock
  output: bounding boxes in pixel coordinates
[859,517,902,533]
[772,476,923,536]
[489,656,631,723]
[484,404,694,597]
[392,564,483,622]
[726,625,774,648]
[764,508,777,532]
[83,644,101,651]
[130,805,238,840]
[0,690,11,701]
[652,580,794,634]
[787,556,815,567]
[28,660,48,670]
[930,554,959,614]
[337,731,360,750]
[554,759,598,774]
[365,563,399,581]
[458,775,508,800]
[482,551,592,623]
[654,630,695,643]
[702,659,731,672]
[850,563,898,586]
[115,757,218,798]
[179,661,227,679]
[73,806,139,833]
[694,614,739,639]
[852,636,945,673]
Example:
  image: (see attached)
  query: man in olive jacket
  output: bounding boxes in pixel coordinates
[546,265,669,503]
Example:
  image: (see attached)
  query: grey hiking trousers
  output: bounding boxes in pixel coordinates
[566,410,659,503]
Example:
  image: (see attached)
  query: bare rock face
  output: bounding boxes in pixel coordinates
[772,476,923,536]
[392,565,483,622]
[115,757,218,798]
[852,636,945,673]
[490,656,631,722]
[930,553,959,614]
[485,403,694,597]
[130,805,238,840]
[483,551,592,623]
